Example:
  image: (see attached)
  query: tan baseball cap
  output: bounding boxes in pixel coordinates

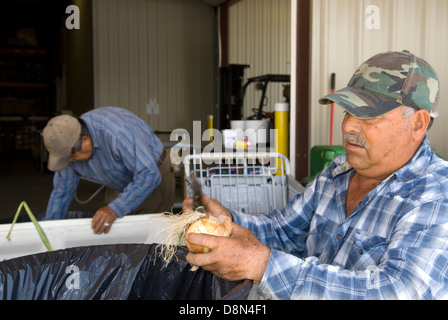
[43,115,81,171]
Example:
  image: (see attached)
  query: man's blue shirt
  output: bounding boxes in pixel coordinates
[233,137,448,299]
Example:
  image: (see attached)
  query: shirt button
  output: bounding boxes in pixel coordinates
[359,250,364,254]
[340,198,345,202]
[336,234,342,240]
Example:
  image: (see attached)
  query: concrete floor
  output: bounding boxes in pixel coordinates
[0,150,183,223]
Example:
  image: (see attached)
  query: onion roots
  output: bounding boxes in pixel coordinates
[156,208,232,270]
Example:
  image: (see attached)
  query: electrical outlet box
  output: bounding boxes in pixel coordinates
[146,99,160,115]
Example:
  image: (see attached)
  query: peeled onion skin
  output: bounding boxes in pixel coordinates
[184,216,232,253]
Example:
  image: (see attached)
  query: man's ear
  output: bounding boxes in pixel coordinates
[81,135,93,152]
[412,109,431,141]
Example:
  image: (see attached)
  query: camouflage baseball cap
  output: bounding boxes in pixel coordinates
[319,50,440,119]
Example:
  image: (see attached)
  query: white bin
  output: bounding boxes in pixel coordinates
[0,214,171,261]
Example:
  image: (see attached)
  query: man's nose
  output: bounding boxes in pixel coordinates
[342,112,362,132]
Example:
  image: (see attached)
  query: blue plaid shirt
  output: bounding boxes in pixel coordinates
[233,136,448,299]
[44,107,164,220]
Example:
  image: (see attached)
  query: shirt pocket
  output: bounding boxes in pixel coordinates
[305,214,339,260]
[348,230,389,269]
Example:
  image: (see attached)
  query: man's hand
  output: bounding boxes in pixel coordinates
[185,222,271,283]
[91,205,118,234]
[183,195,233,221]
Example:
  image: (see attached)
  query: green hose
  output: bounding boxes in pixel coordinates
[5,201,53,252]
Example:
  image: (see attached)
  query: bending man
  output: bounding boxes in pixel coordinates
[43,106,175,234]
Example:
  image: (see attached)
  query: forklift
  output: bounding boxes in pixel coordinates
[242,74,290,120]
[219,64,290,129]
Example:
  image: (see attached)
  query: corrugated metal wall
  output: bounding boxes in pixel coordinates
[92,0,216,132]
[91,0,448,158]
[310,0,448,158]
[227,0,291,119]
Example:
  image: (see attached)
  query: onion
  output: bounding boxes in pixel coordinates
[184,215,232,253]
[157,211,232,270]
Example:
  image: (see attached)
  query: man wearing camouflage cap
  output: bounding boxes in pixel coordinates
[182,50,448,299]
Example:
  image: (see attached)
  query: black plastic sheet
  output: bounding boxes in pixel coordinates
[0,243,252,300]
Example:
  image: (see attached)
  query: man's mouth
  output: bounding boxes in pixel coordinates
[347,141,363,147]
[344,133,367,148]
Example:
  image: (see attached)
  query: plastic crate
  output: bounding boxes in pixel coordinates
[183,152,304,215]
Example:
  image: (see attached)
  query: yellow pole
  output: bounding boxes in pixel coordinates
[207,115,214,141]
[275,102,289,174]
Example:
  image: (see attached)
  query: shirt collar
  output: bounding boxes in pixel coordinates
[394,135,432,181]
[332,135,433,182]
[80,116,99,150]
